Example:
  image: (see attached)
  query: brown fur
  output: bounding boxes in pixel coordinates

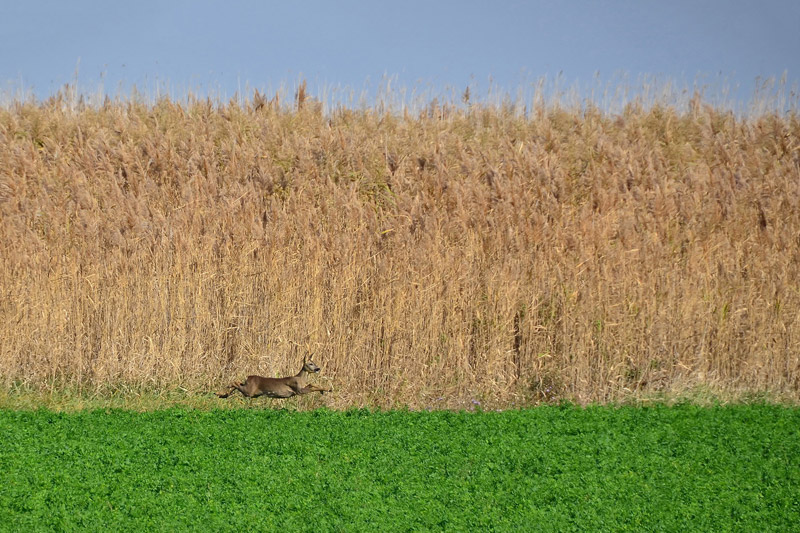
[217,356,332,399]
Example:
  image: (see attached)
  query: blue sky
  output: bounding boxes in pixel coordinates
[2,1,799,109]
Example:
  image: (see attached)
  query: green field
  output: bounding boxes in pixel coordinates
[1,405,798,531]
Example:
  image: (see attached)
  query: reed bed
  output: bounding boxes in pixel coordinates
[1,85,798,408]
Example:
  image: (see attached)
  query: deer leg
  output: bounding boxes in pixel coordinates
[235,381,253,398]
[216,385,234,398]
[298,384,332,395]
[217,382,245,398]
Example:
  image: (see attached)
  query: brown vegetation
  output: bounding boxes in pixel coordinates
[1,86,798,408]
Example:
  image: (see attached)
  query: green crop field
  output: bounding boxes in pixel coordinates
[1,405,798,531]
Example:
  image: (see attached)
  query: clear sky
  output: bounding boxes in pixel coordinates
[1,1,798,109]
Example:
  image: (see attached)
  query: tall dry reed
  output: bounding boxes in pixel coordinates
[0,87,798,408]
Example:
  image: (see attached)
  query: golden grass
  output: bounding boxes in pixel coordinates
[0,85,798,409]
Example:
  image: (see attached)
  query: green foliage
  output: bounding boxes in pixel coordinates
[0,405,798,531]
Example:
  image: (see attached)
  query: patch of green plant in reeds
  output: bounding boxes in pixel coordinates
[0,405,798,531]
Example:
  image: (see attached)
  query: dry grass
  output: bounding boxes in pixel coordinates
[1,84,798,409]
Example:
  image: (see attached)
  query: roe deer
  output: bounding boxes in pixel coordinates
[217,356,332,399]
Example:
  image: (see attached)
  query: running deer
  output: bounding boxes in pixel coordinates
[217,356,332,399]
